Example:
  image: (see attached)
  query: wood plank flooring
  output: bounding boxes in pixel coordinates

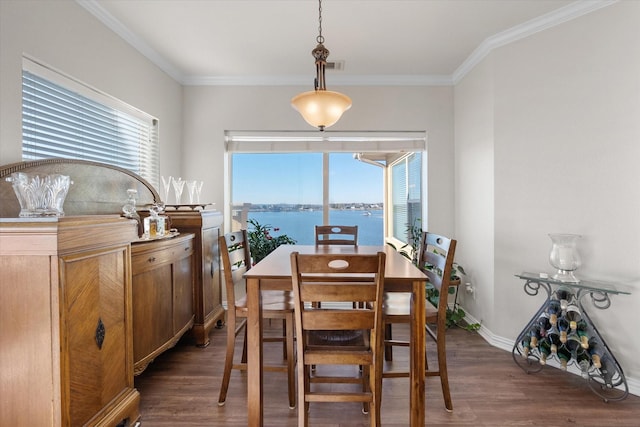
[134,322,640,426]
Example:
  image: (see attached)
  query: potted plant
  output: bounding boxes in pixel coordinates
[387,219,479,331]
[246,218,297,264]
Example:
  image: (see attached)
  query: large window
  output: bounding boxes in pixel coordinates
[231,152,384,245]
[390,152,422,241]
[226,131,425,247]
[21,58,159,188]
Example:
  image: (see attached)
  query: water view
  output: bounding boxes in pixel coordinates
[248,209,384,245]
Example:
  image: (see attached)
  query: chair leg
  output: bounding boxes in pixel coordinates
[218,318,240,406]
[240,326,248,364]
[436,335,453,411]
[282,319,287,360]
[361,365,370,415]
[384,323,393,361]
[298,364,310,427]
[285,313,296,409]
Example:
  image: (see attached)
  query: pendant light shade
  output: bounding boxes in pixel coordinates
[291,90,351,130]
[291,0,351,131]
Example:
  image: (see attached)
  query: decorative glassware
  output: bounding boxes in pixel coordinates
[194,180,204,204]
[172,177,185,205]
[6,172,72,217]
[186,180,197,204]
[122,188,142,236]
[160,176,172,203]
[549,233,582,283]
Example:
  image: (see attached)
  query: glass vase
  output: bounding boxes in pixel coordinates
[549,233,582,282]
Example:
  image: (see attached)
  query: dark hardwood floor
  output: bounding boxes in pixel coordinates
[135,322,640,426]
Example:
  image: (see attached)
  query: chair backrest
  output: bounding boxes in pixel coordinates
[314,225,358,246]
[416,232,457,323]
[290,252,386,350]
[219,230,252,307]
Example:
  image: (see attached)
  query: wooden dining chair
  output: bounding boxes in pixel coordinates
[290,251,386,427]
[217,230,296,409]
[382,231,457,411]
[314,225,358,246]
[314,225,359,308]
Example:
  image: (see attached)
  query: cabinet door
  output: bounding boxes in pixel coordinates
[173,254,194,334]
[202,227,221,319]
[132,264,173,365]
[61,245,132,426]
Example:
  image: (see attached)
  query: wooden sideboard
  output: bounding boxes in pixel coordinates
[131,233,195,374]
[165,210,224,347]
[0,216,140,427]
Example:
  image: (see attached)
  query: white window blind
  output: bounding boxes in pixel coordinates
[21,59,159,188]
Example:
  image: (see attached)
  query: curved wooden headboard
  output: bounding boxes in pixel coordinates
[0,159,160,218]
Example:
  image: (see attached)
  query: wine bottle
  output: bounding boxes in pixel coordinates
[557,317,570,343]
[547,299,562,325]
[557,345,572,370]
[536,313,551,335]
[565,302,582,330]
[546,324,561,354]
[555,286,573,310]
[538,337,552,365]
[576,320,589,349]
[588,337,604,369]
[528,325,542,348]
[576,348,592,379]
[565,331,582,358]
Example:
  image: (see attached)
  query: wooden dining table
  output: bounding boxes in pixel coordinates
[244,244,428,426]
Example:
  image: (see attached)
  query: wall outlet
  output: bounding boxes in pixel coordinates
[465,282,476,300]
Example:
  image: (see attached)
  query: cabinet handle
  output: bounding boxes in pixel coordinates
[95,317,105,350]
[211,260,214,277]
[148,256,156,263]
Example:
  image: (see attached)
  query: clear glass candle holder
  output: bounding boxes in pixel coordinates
[549,233,582,282]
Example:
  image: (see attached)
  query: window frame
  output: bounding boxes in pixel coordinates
[224,131,426,246]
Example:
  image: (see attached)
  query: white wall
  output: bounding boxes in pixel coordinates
[2,0,638,396]
[0,0,183,178]
[455,0,640,391]
[182,85,455,235]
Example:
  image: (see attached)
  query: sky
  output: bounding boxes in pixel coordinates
[232,153,383,205]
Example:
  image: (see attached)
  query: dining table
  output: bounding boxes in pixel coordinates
[244,244,428,426]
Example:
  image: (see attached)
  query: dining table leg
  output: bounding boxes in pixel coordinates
[246,277,263,427]
[410,279,426,426]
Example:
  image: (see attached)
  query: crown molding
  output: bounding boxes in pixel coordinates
[75,0,184,82]
[78,0,617,87]
[452,0,618,83]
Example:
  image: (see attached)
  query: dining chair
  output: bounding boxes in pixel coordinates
[314,225,359,308]
[217,230,296,409]
[314,225,358,246]
[290,251,386,426]
[382,231,457,411]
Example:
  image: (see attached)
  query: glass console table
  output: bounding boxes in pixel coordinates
[513,272,631,402]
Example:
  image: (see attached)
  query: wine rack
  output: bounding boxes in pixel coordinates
[512,272,631,402]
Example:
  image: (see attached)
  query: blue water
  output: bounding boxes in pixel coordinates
[248,210,384,245]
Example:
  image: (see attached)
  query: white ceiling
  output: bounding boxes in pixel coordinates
[80,0,614,86]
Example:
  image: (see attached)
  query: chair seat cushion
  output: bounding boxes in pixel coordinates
[307,329,366,346]
[383,291,439,322]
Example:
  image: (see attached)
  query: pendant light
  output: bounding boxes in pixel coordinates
[291,0,351,131]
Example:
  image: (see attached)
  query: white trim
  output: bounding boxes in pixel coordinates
[75,0,183,83]
[76,0,618,87]
[225,130,426,154]
[452,0,619,83]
